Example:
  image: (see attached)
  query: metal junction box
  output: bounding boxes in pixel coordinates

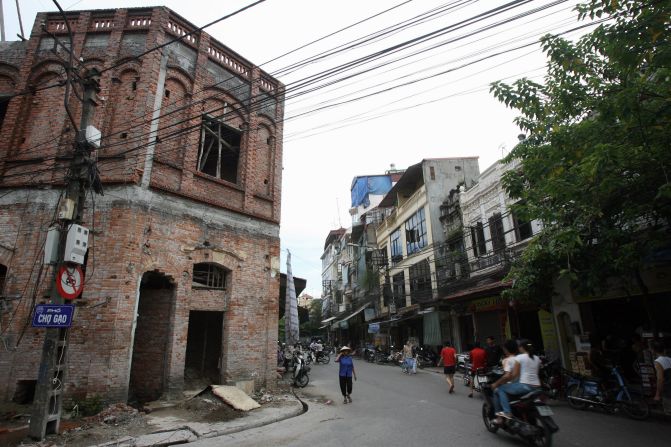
[64,224,89,265]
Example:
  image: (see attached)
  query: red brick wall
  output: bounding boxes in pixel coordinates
[0,7,284,223]
[0,192,280,402]
[0,7,283,403]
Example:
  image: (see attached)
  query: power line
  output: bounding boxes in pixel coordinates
[4,1,600,183]
[99,0,269,75]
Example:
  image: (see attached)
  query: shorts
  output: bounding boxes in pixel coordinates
[443,366,455,375]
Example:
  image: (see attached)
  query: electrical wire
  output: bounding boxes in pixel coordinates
[6,0,591,181]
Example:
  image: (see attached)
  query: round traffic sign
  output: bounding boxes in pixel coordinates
[56,264,84,300]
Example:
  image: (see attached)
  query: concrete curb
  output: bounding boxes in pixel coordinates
[198,398,306,440]
[92,397,306,447]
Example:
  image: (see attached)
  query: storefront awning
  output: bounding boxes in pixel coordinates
[333,302,372,326]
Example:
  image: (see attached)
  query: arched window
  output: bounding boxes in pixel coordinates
[192,263,229,290]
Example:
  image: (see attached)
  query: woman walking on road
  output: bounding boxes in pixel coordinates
[336,346,357,404]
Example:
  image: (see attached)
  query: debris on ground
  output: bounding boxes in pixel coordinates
[210,385,261,411]
[88,403,139,426]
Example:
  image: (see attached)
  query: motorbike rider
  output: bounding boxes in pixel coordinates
[468,341,487,397]
[490,339,520,422]
[493,339,541,421]
[485,336,503,369]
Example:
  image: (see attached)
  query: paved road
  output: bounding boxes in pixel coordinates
[194,359,671,447]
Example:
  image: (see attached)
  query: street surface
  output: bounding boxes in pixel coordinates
[193,359,671,447]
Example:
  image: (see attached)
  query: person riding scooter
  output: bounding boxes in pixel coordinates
[492,339,541,424]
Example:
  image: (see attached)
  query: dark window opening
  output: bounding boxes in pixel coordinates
[0,99,9,133]
[197,115,241,184]
[429,166,435,180]
[392,272,405,309]
[405,207,427,255]
[165,89,170,98]
[409,259,432,304]
[131,81,137,91]
[390,228,403,264]
[0,264,7,294]
[12,380,37,404]
[489,212,506,252]
[513,211,533,241]
[120,132,128,139]
[192,262,228,290]
[471,222,486,257]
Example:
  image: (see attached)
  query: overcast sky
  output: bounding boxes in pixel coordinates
[3,0,596,297]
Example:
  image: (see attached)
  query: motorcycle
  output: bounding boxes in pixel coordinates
[566,366,649,420]
[482,369,559,447]
[315,349,331,364]
[539,358,566,400]
[456,352,470,374]
[415,346,438,368]
[292,350,310,388]
[464,366,489,393]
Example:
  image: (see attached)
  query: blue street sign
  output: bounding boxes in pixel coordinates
[32,304,75,328]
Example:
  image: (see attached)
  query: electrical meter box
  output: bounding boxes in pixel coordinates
[44,227,60,265]
[64,224,89,265]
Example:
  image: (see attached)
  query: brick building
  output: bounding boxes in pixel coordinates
[0,7,284,403]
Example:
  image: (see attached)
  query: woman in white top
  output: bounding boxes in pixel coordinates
[651,341,671,415]
[495,340,541,418]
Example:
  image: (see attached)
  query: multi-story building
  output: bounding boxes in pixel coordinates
[320,228,346,321]
[0,7,284,403]
[440,160,546,352]
[373,158,480,348]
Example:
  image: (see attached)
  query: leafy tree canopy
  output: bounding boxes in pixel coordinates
[491,0,671,304]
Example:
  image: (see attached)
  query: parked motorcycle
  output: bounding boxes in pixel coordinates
[539,358,566,400]
[415,346,438,368]
[482,370,559,447]
[566,366,649,420]
[292,351,310,388]
[315,349,331,364]
[456,352,469,374]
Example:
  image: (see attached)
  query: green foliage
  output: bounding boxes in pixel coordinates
[72,394,104,417]
[491,0,671,303]
[299,299,324,336]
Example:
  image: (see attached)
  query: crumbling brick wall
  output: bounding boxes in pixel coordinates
[0,6,283,403]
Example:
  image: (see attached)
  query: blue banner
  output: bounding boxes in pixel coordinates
[32,304,75,328]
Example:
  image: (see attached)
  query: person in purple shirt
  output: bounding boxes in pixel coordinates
[335,346,357,404]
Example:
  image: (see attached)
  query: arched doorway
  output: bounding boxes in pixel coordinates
[128,271,175,403]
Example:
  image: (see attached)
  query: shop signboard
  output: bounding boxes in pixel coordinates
[368,323,380,334]
[538,309,560,356]
[364,308,376,321]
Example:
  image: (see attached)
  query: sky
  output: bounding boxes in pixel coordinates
[2,0,597,297]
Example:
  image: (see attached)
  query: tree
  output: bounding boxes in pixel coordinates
[490,0,671,309]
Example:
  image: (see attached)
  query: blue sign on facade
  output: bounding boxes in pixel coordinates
[32,304,75,328]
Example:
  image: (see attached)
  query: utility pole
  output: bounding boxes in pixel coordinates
[0,0,6,41]
[28,67,100,440]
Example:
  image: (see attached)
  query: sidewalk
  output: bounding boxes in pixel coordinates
[92,399,305,447]
[12,387,305,447]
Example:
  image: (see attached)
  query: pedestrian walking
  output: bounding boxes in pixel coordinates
[651,341,671,415]
[438,341,457,393]
[468,341,487,398]
[336,346,357,404]
[402,340,416,374]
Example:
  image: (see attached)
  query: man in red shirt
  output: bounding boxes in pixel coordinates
[469,341,487,398]
[438,341,457,393]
